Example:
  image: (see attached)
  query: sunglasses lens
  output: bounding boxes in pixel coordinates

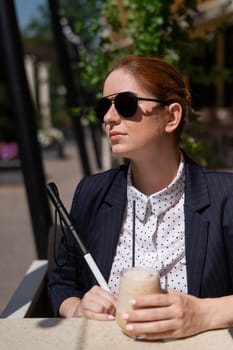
[95,92,138,121]
[95,98,112,120]
[115,92,138,118]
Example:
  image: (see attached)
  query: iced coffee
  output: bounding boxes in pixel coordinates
[116,267,161,336]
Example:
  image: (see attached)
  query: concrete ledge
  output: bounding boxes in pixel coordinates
[1,260,52,318]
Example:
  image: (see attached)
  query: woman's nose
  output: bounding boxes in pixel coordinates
[103,103,121,124]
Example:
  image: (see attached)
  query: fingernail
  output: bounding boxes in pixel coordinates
[122,313,129,319]
[129,299,136,305]
[126,324,134,331]
[108,315,115,320]
[134,335,145,341]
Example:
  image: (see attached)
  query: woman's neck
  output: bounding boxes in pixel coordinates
[130,149,181,195]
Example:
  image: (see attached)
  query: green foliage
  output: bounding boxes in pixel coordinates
[75,0,223,94]
[71,0,232,165]
[180,111,208,166]
[190,64,233,86]
[22,4,53,44]
[2,0,229,165]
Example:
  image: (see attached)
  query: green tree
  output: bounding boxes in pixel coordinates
[75,0,231,165]
[9,0,231,165]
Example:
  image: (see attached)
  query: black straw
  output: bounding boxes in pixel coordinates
[132,200,136,267]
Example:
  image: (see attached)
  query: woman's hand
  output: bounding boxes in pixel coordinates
[121,290,210,340]
[60,285,117,321]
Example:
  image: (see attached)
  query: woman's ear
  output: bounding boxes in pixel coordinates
[165,103,182,134]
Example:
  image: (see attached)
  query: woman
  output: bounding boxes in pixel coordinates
[48,55,233,340]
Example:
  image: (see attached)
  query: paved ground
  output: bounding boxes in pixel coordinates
[0,138,108,315]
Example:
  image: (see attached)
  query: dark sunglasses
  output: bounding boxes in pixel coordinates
[95,91,169,122]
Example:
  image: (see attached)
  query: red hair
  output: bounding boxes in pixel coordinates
[106,55,191,140]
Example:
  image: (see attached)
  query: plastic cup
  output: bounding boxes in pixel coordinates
[116,267,161,336]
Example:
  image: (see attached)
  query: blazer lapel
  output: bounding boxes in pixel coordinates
[94,165,128,281]
[184,159,210,296]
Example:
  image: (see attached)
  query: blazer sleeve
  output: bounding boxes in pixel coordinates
[223,191,233,287]
[47,165,127,316]
[47,177,90,316]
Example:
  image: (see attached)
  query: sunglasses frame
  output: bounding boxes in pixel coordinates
[95,91,169,122]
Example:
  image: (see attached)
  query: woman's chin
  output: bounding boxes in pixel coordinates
[111,146,129,159]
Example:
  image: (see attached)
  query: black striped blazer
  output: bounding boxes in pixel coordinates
[48,157,233,316]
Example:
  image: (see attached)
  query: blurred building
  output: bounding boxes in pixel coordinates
[192,0,233,168]
[193,0,233,108]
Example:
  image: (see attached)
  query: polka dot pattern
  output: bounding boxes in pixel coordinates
[108,155,187,294]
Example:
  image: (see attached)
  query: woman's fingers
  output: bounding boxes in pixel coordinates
[91,285,117,307]
[130,292,172,309]
[73,285,116,319]
[121,290,205,339]
[124,319,176,339]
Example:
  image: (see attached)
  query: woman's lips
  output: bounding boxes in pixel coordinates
[109,131,126,140]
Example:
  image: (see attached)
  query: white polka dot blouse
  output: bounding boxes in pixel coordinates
[108,154,187,294]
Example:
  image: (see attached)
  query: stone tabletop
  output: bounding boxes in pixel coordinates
[0,318,233,350]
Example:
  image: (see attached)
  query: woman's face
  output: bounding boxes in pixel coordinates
[103,68,174,160]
